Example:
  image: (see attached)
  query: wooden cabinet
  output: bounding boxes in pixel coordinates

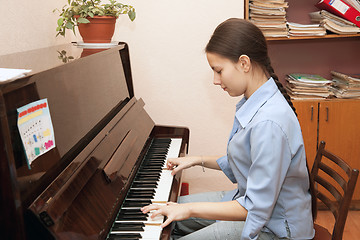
[292,100,318,162]
[244,0,360,206]
[294,99,360,206]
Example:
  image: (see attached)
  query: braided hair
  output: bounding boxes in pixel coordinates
[205,18,317,220]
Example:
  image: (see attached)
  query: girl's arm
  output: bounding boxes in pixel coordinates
[141,200,247,228]
[167,155,223,175]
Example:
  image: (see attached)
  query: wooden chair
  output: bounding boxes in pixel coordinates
[311,141,359,240]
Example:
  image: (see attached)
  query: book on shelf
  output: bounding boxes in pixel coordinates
[309,10,360,34]
[249,0,289,37]
[331,70,360,82]
[287,73,332,84]
[330,71,360,98]
[321,18,360,33]
[287,22,327,36]
[285,73,332,99]
[315,0,360,27]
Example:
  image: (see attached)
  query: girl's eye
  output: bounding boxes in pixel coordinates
[217,70,222,74]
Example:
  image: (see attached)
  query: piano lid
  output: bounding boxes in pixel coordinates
[0,43,135,208]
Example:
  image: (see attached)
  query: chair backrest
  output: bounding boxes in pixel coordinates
[311,141,359,240]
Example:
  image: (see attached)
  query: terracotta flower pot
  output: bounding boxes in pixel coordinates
[76,16,117,43]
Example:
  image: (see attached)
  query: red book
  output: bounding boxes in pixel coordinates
[316,0,360,27]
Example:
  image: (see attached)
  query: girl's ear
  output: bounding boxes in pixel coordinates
[238,55,251,72]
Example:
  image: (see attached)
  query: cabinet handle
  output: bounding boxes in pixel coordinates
[326,107,329,122]
[310,106,313,121]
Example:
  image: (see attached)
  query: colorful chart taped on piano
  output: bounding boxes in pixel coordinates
[17,98,55,168]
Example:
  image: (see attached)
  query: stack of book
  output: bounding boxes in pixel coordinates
[285,73,332,99]
[249,0,289,37]
[309,10,360,34]
[287,22,326,36]
[330,71,360,98]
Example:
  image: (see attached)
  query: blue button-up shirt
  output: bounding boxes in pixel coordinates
[217,78,315,240]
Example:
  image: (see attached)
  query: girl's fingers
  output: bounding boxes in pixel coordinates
[167,158,178,170]
[161,217,173,229]
[141,204,159,214]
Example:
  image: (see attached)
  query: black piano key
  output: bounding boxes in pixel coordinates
[132,182,157,187]
[117,209,148,221]
[141,164,164,167]
[123,199,152,208]
[133,177,159,182]
[134,175,160,180]
[113,222,145,227]
[136,177,160,182]
[137,172,160,176]
[118,214,147,221]
[119,208,147,214]
[139,166,163,170]
[140,164,164,168]
[108,233,142,240]
[127,193,154,199]
[129,189,155,194]
[111,222,145,231]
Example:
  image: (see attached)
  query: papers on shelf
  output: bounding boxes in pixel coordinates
[309,10,360,34]
[287,73,332,84]
[285,73,332,99]
[0,68,32,83]
[285,72,360,100]
[287,22,327,36]
[249,0,289,37]
[330,71,360,98]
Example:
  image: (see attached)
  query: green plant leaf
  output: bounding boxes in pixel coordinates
[57,18,64,26]
[128,11,135,21]
[77,17,90,23]
[65,21,74,29]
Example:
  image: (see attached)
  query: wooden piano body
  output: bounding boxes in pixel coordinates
[0,43,189,240]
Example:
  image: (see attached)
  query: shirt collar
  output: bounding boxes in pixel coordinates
[235,77,278,128]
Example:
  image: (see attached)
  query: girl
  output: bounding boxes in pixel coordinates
[141,18,315,240]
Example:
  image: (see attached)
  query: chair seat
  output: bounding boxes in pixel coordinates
[313,223,332,240]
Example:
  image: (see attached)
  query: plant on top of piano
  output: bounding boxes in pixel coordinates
[54,0,136,43]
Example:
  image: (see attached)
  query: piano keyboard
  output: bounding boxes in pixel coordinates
[107,138,182,240]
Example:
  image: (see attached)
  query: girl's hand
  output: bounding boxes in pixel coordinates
[166,156,201,175]
[141,202,191,228]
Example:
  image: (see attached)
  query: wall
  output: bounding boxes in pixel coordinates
[1,0,244,191]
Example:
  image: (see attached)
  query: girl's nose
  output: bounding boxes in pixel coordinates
[213,75,221,85]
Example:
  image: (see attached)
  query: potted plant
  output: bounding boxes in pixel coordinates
[54,0,136,43]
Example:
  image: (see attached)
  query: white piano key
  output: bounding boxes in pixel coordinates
[151,138,181,203]
[111,225,163,240]
[167,138,182,160]
[152,170,174,203]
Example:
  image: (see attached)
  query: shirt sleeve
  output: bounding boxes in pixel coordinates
[217,155,237,183]
[236,120,292,240]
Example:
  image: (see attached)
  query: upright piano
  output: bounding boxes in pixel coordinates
[0,43,189,240]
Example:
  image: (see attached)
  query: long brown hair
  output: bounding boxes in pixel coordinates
[205,18,317,220]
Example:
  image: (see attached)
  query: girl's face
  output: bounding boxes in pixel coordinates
[206,52,249,97]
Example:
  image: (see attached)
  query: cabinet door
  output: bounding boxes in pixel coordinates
[293,101,318,166]
[319,100,360,201]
